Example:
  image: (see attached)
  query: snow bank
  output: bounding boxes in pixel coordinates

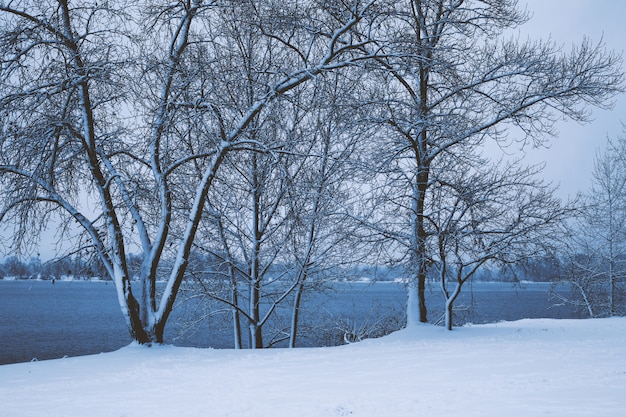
[1,318,625,417]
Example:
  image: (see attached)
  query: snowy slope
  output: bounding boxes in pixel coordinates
[1,318,625,417]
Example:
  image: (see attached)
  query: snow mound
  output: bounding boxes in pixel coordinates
[1,318,625,417]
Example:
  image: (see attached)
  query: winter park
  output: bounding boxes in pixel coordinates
[1,0,626,416]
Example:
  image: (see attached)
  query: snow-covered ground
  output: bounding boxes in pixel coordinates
[1,318,625,417]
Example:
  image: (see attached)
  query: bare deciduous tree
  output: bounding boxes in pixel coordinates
[558,134,626,317]
[430,157,568,329]
[364,0,623,325]
[0,0,381,344]
[185,67,372,348]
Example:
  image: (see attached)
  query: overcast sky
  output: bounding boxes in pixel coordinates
[512,0,626,198]
[1,1,625,261]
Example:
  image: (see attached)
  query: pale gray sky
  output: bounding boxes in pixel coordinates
[1,1,625,260]
[512,0,626,198]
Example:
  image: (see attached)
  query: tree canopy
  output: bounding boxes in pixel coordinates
[1,0,623,342]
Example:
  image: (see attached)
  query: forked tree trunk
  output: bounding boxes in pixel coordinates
[289,281,305,348]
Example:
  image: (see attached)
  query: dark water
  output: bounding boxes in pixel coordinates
[0,280,580,365]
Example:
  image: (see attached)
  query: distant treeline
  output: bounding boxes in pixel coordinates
[0,255,109,280]
[0,253,563,283]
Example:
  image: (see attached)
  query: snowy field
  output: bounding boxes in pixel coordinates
[1,318,625,417]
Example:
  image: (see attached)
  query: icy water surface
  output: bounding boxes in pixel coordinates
[0,280,580,364]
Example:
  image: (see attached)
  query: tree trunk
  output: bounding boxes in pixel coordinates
[444,284,463,331]
[248,276,263,348]
[232,285,242,350]
[415,167,430,323]
[289,281,305,348]
[406,281,420,327]
[445,300,453,331]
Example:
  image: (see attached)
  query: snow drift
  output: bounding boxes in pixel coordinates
[1,318,625,417]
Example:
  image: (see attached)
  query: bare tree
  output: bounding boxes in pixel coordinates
[185,66,372,348]
[363,0,623,325]
[0,0,382,344]
[429,157,568,329]
[558,134,626,317]
[587,135,626,316]
[556,245,605,318]
[284,71,374,348]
